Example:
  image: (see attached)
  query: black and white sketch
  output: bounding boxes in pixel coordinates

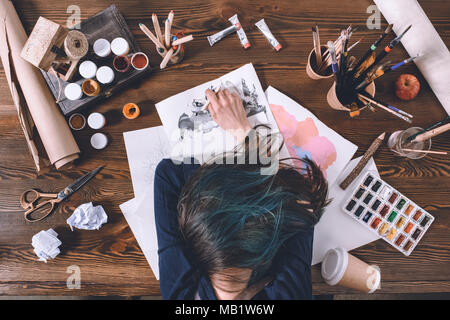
[156,63,271,163]
[177,78,267,140]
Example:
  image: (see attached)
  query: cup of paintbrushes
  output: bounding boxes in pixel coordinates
[327,81,376,112]
[306,45,333,80]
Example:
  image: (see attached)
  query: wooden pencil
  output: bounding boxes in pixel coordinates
[165,18,171,48]
[139,23,166,52]
[172,34,194,46]
[339,132,386,190]
[152,13,164,44]
[160,47,174,69]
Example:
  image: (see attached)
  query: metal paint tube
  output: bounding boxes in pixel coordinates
[207,25,237,46]
[228,14,251,49]
[255,19,282,51]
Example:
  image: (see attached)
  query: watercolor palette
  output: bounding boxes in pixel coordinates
[342,171,434,256]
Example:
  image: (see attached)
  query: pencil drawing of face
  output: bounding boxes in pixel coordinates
[177,78,266,140]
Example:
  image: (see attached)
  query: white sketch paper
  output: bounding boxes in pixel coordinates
[312,156,381,265]
[155,63,271,163]
[124,126,171,196]
[120,193,160,280]
[121,126,172,279]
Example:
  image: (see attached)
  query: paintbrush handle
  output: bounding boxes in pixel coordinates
[401,149,447,155]
[339,132,386,190]
[358,94,412,123]
[413,123,450,142]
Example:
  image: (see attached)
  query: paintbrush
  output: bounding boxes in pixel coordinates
[405,116,450,142]
[354,25,412,84]
[411,123,450,143]
[401,149,448,155]
[358,93,413,123]
[351,24,393,77]
[355,55,419,91]
[327,41,340,89]
[347,36,364,52]
[312,25,323,67]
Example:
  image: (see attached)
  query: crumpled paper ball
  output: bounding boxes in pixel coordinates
[66,202,108,231]
[32,229,62,263]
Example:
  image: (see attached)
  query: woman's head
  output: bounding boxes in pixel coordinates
[178,152,330,290]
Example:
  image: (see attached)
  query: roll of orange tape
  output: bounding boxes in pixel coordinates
[123,103,140,119]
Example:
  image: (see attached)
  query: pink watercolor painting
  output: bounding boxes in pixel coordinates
[265,86,357,185]
[270,104,337,177]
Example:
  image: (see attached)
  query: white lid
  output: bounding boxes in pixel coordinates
[111,37,129,56]
[321,247,348,286]
[367,266,381,293]
[87,112,106,130]
[96,66,115,84]
[64,83,83,101]
[90,133,108,150]
[93,38,111,57]
[79,61,98,79]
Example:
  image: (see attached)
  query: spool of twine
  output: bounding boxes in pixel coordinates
[64,30,89,60]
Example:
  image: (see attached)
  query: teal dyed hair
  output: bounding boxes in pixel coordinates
[178,152,330,287]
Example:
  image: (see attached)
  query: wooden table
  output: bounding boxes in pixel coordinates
[0,0,449,297]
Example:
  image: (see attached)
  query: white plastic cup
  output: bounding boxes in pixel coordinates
[64,83,83,101]
[321,247,380,293]
[87,112,106,130]
[79,60,98,79]
[96,66,115,84]
[91,133,108,150]
[111,37,130,56]
[93,38,111,58]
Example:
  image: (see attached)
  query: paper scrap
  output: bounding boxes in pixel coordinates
[32,229,62,263]
[66,202,108,231]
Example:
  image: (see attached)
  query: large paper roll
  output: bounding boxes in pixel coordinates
[0,0,80,170]
[374,0,450,115]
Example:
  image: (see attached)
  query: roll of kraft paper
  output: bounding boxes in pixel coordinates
[0,0,80,170]
[374,0,450,115]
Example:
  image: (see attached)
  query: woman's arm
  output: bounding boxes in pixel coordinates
[262,229,314,300]
[154,159,200,299]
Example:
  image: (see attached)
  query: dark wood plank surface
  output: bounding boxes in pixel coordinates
[0,0,449,296]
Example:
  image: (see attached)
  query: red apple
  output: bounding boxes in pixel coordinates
[395,74,420,101]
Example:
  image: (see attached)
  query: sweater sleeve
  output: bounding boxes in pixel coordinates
[261,228,314,300]
[154,159,200,299]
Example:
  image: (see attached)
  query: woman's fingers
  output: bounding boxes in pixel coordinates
[206,89,220,107]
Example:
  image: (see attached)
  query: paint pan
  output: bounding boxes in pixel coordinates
[131,52,149,71]
[342,170,434,256]
[113,55,131,73]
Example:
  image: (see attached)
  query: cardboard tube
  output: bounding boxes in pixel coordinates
[0,0,80,170]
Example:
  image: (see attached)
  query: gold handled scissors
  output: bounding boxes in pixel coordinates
[20,166,103,223]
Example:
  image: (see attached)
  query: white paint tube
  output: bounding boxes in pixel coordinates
[255,19,282,51]
[207,25,237,46]
[228,14,251,49]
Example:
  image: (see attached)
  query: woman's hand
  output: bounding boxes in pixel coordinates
[205,88,251,142]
